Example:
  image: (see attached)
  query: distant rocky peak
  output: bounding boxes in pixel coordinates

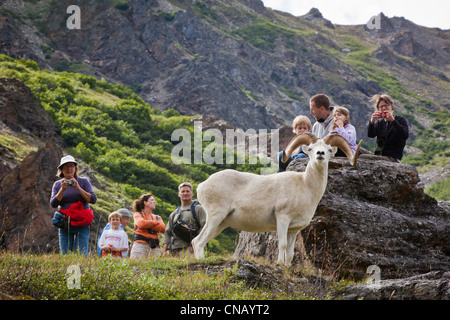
[304,7,323,19]
[238,0,266,14]
[366,11,421,34]
[301,7,335,29]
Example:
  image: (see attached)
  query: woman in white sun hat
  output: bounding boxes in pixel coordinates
[50,155,97,256]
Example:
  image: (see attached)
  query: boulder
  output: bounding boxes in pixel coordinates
[336,271,450,300]
[234,157,450,281]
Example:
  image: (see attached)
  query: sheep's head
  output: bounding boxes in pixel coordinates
[281,133,362,166]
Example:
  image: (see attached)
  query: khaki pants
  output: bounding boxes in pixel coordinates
[168,246,194,259]
[130,242,161,259]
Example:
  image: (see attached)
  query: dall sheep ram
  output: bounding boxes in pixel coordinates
[192,133,362,266]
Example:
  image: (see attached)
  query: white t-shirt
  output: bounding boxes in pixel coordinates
[98,229,129,256]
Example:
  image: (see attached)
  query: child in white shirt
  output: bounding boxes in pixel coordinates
[98,211,129,258]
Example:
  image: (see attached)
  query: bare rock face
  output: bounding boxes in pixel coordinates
[0,139,63,252]
[234,157,450,282]
[0,78,56,139]
[0,77,63,252]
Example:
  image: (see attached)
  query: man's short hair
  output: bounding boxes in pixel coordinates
[178,182,193,191]
[310,94,331,111]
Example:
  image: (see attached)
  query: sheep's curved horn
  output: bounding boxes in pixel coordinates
[281,133,318,163]
[323,133,362,166]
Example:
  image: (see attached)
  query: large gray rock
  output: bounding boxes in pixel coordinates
[235,157,450,281]
[336,271,450,300]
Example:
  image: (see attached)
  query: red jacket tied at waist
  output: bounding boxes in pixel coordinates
[59,201,94,227]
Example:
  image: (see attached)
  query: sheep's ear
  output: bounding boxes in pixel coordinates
[331,146,338,157]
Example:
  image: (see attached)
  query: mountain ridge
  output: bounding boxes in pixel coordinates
[0,0,448,189]
[1,0,448,126]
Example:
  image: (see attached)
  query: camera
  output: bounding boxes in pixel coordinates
[65,179,74,186]
[380,111,388,118]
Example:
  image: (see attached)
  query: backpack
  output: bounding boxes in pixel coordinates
[172,200,200,243]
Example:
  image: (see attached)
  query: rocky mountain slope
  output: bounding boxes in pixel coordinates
[1,0,448,194]
[1,0,448,131]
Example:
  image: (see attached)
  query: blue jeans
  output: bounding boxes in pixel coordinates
[59,225,90,256]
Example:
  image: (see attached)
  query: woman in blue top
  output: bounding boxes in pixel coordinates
[50,155,97,256]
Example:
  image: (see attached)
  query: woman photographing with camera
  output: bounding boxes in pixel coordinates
[50,155,97,256]
[367,94,409,162]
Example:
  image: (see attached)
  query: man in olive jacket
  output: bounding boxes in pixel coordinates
[162,182,206,258]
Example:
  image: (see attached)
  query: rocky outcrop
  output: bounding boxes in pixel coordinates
[0,77,60,179]
[366,12,450,68]
[0,139,62,252]
[0,13,49,68]
[0,78,56,139]
[301,8,335,29]
[336,271,450,300]
[234,157,450,282]
[0,78,69,253]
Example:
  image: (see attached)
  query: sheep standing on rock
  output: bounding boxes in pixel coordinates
[192,133,362,266]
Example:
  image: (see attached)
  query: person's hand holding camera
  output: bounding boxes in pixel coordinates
[370,111,394,123]
[62,178,78,190]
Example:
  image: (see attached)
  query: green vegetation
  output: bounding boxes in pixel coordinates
[0,54,268,253]
[193,1,218,22]
[241,88,260,102]
[232,17,300,51]
[0,131,39,161]
[113,0,129,11]
[0,252,339,300]
[158,10,177,21]
[425,177,450,201]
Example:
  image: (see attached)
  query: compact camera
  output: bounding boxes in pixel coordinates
[380,111,388,118]
[65,179,74,186]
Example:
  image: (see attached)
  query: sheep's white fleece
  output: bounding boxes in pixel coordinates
[196,169,324,233]
[192,134,360,266]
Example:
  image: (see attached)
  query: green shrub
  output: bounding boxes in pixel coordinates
[425,177,450,201]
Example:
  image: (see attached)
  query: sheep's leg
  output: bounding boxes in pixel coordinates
[276,215,291,265]
[192,215,227,259]
[286,231,298,266]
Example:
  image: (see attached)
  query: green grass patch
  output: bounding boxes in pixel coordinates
[0,253,337,300]
[425,177,450,201]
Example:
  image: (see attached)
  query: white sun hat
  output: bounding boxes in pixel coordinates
[58,155,78,169]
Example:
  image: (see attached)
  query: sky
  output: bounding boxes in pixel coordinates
[261,0,450,30]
